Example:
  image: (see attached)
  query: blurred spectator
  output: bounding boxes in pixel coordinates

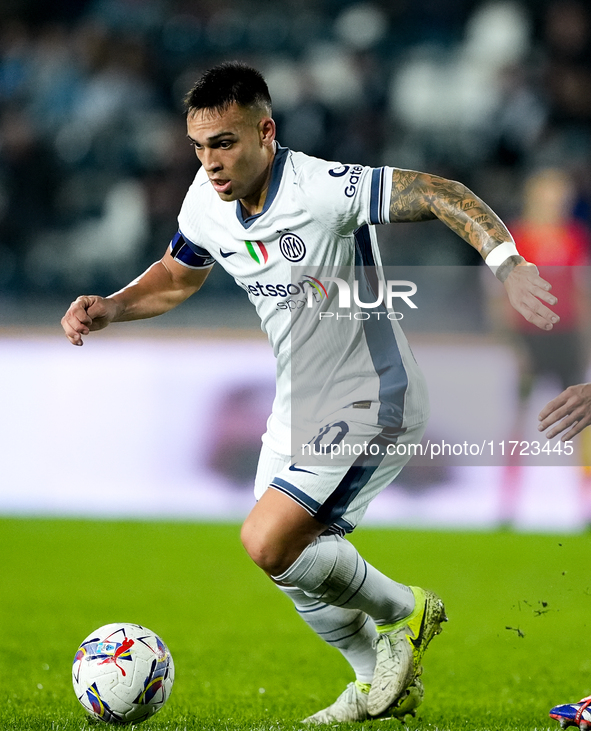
[0,105,62,291]
[507,167,590,401]
[0,19,31,104]
[487,63,548,169]
[543,0,591,129]
[494,166,591,522]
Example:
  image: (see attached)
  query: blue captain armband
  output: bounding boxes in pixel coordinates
[169,231,215,268]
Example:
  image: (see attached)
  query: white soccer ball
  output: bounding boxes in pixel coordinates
[72,622,175,725]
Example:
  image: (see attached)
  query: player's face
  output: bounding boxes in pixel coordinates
[186,103,276,213]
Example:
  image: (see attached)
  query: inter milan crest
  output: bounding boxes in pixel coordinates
[279,232,306,262]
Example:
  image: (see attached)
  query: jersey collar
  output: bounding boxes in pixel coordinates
[236,143,289,229]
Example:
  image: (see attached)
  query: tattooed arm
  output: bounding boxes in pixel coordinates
[389,169,559,331]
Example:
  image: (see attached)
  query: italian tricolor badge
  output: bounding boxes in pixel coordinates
[245,240,268,264]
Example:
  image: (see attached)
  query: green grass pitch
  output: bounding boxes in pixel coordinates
[0,517,589,730]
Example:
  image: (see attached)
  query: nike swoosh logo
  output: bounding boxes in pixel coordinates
[220,249,236,258]
[288,464,317,475]
[409,610,428,649]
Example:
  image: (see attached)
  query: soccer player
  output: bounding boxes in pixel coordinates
[61,63,559,723]
[539,383,591,441]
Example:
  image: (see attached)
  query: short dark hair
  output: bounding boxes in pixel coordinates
[184,62,272,118]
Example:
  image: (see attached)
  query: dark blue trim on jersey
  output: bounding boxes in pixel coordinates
[315,427,405,527]
[269,475,359,535]
[331,517,355,535]
[270,477,321,514]
[370,168,388,225]
[170,230,215,268]
[272,429,417,533]
[236,145,290,229]
[354,225,408,427]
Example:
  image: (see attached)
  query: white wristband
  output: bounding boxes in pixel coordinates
[484,241,519,270]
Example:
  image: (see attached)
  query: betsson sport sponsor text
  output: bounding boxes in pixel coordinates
[243,275,418,317]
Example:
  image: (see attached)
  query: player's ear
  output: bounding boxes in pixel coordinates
[259,116,276,147]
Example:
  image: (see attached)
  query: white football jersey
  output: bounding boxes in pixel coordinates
[174,145,429,455]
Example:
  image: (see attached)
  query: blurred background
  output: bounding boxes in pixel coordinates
[1,0,591,529]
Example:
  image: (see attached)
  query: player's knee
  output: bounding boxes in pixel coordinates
[239,520,281,574]
[240,519,297,576]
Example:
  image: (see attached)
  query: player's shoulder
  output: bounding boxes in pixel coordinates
[287,147,390,229]
[288,148,358,181]
[288,149,368,202]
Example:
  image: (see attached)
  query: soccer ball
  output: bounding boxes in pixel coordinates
[72,622,175,725]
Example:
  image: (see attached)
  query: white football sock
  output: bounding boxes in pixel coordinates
[279,585,377,683]
[273,534,414,626]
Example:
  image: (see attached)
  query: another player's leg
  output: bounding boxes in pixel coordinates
[550,696,591,730]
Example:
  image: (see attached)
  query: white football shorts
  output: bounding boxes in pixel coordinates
[253,419,427,534]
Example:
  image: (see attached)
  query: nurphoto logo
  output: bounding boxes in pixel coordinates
[305,276,418,320]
